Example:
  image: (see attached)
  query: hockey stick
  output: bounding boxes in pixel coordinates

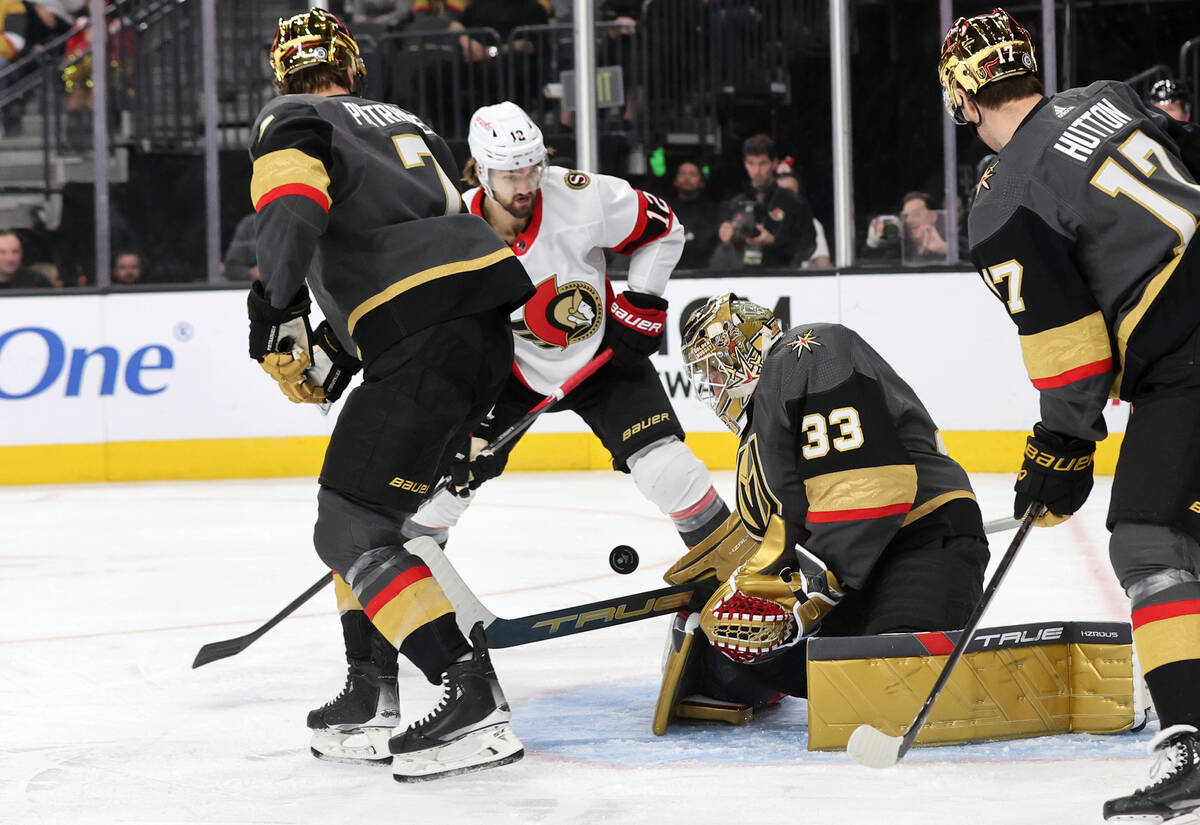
[415,513,1027,649]
[191,348,614,669]
[410,536,702,647]
[846,504,1046,768]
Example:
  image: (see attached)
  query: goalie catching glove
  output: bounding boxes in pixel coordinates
[603,290,668,367]
[699,515,843,664]
[248,282,361,405]
[1013,422,1095,527]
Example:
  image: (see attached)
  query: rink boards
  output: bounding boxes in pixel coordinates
[0,273,1129,484]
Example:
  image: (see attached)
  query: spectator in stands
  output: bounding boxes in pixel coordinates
[668,160,718,271]
[461,0,549,41]
[710,134,816,270]
[0,229,54,289]
[773,170,831,269]
[1147,78,1191,122]
[111,250,144,285]
[222,213,259,281]
[0,0,86,135]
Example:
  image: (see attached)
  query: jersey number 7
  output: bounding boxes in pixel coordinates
[392,134,461,216]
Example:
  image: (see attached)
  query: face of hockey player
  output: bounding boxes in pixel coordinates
[744,153,775,192]
[489,163,544,219]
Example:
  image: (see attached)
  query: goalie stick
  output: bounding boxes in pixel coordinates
[414,515,1025,649]
[191,348,615,669]
[846,504,1045,768]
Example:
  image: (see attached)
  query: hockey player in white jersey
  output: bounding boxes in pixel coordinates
[401,101,731,559]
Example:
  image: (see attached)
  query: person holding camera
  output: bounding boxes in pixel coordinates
[861,191,952,264]
[709,134,816,270]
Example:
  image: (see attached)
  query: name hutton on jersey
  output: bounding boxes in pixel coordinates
[1052,97,1133,163]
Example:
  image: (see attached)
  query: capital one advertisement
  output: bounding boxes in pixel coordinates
[0,274,1127,455]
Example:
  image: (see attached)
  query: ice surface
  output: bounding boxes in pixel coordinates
[1,472,1150,824]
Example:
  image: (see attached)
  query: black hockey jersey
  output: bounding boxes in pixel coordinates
[249,94,533,361]
[736,324,977,591]
[968,80,1200,442]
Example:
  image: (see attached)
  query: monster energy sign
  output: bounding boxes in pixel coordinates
[559,66,626,111]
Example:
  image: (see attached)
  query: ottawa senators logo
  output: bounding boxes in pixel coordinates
[735,435,782,541]
[511,275,602,350]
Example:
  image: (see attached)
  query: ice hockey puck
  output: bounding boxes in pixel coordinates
[608,544,639,574]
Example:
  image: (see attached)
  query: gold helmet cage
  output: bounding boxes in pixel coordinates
[681,293,781,436]
[270,8,366,89]
[938,7,1037,125]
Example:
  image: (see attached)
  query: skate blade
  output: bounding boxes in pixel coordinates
[311,726,395,766]
[1106,809,1200,824]
[392,723,524,782]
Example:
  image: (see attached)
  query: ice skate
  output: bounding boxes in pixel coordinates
[389,625,523,782]
[1104,725,1200,823]
[307,659,399,765]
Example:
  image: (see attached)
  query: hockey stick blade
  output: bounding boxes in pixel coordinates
[846,724,904,769]
[845,504,1044,767]
[191,572,333,668]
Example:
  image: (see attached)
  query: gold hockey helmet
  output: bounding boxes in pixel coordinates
[269,8,366,88]
[681,294,781,436]
[938,7,1037,124]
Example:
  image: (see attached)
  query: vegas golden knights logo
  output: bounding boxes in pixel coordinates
[511,275,602,350]
[736,434,782,541]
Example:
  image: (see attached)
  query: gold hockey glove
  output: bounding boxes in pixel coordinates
[664,509,759,584]
[261,349,326,404]
[699,515,843,663]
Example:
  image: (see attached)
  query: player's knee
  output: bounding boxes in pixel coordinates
[1110,521,1200,600]
[628,436,715,515]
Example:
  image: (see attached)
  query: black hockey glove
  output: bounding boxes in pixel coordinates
[1013,422,1096,527]
[307,321,361,405]
[248,281,331,405]
[247,280,311,361]
[447,413,512,497]
[602,290,668,367]
[447,433,509,498]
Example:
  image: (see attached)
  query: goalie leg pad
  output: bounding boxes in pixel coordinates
[653,612,702,735]
[805,620,1137,751]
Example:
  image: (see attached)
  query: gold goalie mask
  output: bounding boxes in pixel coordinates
[938,7,1037,125]
[269,8,366,90]
[681,293,781,436]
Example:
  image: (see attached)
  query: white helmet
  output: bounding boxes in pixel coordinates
[468,101,548,199]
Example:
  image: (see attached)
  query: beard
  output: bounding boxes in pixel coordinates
[498,194,536,220]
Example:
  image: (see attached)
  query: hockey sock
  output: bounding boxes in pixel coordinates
[1132,580,1200,728]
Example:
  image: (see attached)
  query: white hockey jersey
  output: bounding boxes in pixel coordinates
[464,166,684,394]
